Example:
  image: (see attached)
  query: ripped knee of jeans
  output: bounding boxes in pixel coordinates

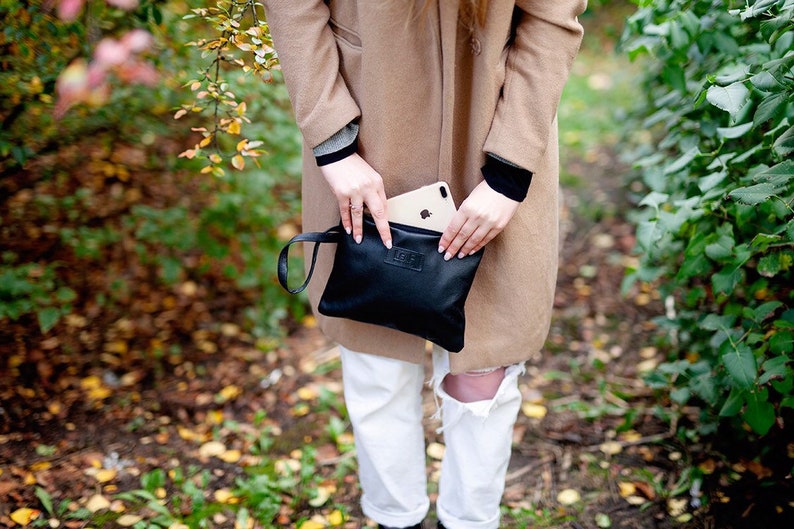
[429,347,525,424]
[442,367,507,403]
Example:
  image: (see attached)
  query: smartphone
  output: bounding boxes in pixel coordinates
[387,181,457,233]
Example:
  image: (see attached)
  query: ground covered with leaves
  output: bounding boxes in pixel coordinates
[3,133,793,529]
[2,8,793,529]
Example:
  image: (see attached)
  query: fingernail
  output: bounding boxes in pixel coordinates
[386,240,392,249]
[457,252,465,259]
[345,227,351,235]
[355,235,362,244]
[438,246,444,254]
[444,252,452,261]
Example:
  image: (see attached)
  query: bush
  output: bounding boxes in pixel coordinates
[0,1,304,338]
[620,0,793,438]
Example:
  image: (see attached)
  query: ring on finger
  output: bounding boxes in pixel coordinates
[350,203,364,213]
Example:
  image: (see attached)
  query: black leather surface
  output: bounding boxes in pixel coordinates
[317,217,483,352]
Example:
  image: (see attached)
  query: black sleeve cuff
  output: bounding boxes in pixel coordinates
[481,155,533,202]
[315,138,358,166]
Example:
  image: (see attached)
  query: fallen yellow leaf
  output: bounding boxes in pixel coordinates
[81,376,102,390]
[219,449,241,463]
[521,402,548,419]
[86,494,111,512]
[625,495,646,506]
[177,426,197,441]
[557,488,581,505]
[291,402,310,417]
[117,514,143,527]
[95,469,117,483]
[214,488,235,503]
[599,441,623,456]
[327,509,345,526]
[30,461,51,472]
[426,442,446,460]
[198,441,227,459]
[308,485,332,507]
[618,482,636,497]
[218,385,241,401]
[297,386,317,400]
[618,430,642,442]
[10,507,41,526]
[667,498,688,516]
[298,520,324,529]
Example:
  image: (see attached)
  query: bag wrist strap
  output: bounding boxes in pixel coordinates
[278,226,343,294]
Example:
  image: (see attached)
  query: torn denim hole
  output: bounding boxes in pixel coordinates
[428,346,525,432]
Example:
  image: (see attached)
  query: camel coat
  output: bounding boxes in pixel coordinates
[264,0,586,373]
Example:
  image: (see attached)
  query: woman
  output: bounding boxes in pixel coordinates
[263,1,586,528]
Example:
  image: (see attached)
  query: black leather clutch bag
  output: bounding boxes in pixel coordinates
[278,216,483,352]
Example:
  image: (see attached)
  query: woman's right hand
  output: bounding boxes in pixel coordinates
[318,153,392,249]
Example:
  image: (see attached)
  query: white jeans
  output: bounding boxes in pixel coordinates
[340,346,524,529]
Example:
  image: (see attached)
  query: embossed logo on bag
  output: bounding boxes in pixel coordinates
[385,246,424,272]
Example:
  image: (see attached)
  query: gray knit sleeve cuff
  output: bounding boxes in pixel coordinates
[313,122,359,166]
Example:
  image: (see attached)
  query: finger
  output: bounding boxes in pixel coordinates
[363,191,392,248]
[438,213,466,254]
[456,224,491,258]
[443,219,478,261]
[339,198,353,235]
[349,196,365,243]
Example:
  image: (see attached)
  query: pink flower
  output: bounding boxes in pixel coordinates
[117,61,159,86]
[57,0,85,21]
[121,29,154,54]
[54,59,110,117]
[93,37,131,68]
[106,0,139,10]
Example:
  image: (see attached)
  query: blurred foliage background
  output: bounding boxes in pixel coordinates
[1,0,792,527]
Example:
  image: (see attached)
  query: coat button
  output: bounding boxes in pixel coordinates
[470,37,482,55]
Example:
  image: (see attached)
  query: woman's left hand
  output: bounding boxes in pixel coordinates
[438,180,520,260]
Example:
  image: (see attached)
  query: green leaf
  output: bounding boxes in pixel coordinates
[719,387,745,417]
[729,182,778,204]
[770,330,793,355]
[677,251,711,279]
[772,125,794,158]
[636,220,662,251]
[638,191,670,212]
[705,234,735,261]
[722,342,757,389]
[664,146,700,175]
[37,307,60,333]
[759,354,790,385]
[692,372,718,404]
[754,93,788,126]
[749,70,783,91]
[754,301,783,322]
[758,253,782,277]
[743,388,775,435]
[35,487,54,517]
[698,171,727,193]
[706,82,750,115]
[712,266,741,295]
[701,313,736,331]
[670,387,691,404]
[717,122,753,140]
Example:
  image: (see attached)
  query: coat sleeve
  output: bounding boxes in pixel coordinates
[483,0,587,173]
[263,0,361,149]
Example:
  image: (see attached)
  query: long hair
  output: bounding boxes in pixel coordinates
[460,0,488,28]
